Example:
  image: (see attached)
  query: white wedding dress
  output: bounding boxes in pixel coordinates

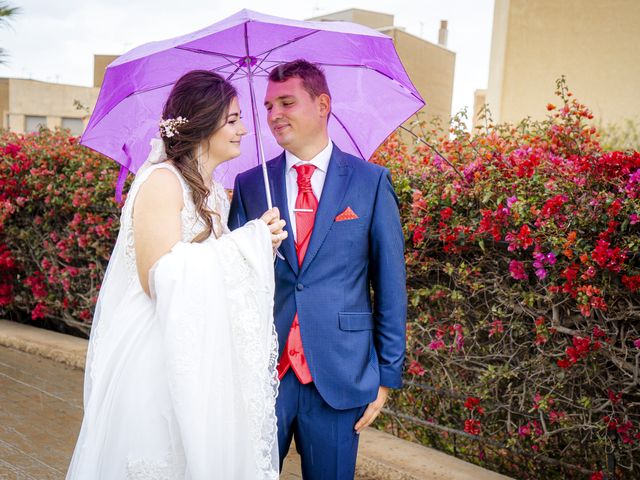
[66,146,279,479]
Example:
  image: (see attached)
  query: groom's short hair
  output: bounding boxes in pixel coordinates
[269,59,331,100]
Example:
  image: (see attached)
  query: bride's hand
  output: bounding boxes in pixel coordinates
[260,208,288,250]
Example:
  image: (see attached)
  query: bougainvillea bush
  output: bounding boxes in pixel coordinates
[0,128,123,336]
[1,81,638,478]
[372,80,639,479]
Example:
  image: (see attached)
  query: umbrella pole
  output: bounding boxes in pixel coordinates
[245,59,273,210]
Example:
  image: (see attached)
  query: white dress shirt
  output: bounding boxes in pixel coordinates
[285,140,333,241]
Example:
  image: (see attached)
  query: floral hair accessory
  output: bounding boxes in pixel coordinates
[159,116,188,138]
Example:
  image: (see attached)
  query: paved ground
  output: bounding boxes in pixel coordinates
[0,346,305,479]
[0,320,513,480]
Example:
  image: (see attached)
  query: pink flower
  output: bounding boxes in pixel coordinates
[488,319,504,337]
[549,410,566,424]
[407,360,425,376]
[509,260,528,280]
[633,338,640,349]
[518,424,531,437]
[630,213,639,225]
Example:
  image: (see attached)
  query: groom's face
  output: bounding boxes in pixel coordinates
[264,77,328,152]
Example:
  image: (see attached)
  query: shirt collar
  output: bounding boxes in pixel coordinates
[285,139,333,174]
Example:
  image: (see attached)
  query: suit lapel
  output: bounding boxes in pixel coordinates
[268,153,299,275]
[300,145,353,275]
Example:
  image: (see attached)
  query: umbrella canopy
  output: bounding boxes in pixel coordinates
[81,9,425,193]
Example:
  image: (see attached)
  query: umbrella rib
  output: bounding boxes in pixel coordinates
[181,30,325,81]
[175,46,241,64]
[252,29,322,60]
[225,65,244,81]
[252,61,272,76]
[175,46,249,81]
[330,111,365,160]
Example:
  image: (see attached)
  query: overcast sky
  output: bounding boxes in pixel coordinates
[0,0,494,122]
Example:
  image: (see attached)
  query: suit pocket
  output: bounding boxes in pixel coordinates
[331,218,364,229]
[339,312,374,331]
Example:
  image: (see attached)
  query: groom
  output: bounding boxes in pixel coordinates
[229,59,406,479]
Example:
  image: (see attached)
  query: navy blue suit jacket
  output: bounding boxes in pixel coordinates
[228,144,406,410]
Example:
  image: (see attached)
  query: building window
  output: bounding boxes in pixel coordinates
[62,117,84,136]
[25,116,47,133]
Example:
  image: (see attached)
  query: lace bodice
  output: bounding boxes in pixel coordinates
[120,162,230,277]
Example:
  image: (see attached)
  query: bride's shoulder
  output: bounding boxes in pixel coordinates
[134,164,184,210]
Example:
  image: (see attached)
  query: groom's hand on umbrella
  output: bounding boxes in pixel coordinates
[354,386,390,434]
[260,207,288,250]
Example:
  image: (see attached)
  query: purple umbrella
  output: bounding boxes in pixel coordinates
[81,9,425,204]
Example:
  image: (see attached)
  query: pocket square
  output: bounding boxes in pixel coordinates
[335,207,359,221]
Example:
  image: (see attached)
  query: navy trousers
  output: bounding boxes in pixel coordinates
[277,371,367,480]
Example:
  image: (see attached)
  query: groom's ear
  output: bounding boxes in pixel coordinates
[317,93,331,120]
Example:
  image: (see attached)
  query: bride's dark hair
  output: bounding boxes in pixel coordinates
[161,70,237,242]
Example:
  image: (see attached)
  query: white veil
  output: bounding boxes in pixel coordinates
[82,137,166,404]
[71,138,279,479]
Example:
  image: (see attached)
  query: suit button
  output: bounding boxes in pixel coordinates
[296,283,304,291]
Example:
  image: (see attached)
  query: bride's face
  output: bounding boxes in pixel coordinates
[204,97,247,166]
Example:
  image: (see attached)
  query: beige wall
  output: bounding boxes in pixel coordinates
[0,79,9,129]
[473,89,487,130]
[309,8,394,29]
[486,0,640,125]
[309,9,455,126]
[387,28,454,125]
[94,54,119,88]
[5,79,99,134]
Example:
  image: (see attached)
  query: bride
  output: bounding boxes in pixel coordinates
[66,70,285,479]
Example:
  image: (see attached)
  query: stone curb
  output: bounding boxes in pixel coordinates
[0,319,512,480]
[0,319,87,369]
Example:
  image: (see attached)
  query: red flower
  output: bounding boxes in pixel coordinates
[0,283,13,306]
[412,225,426,245]
[506,224,533,251]
[464,397,481,410]
[540,194,568,218]
[591,239,627,273]
[622,275,640,292]
[24,272,47,300]
[31,303,48,320]
[464,419,481,435]
[607,389,622,405]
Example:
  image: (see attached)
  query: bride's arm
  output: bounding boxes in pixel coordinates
[132,168,183,296]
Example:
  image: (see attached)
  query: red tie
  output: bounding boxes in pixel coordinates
[277,163,317,384]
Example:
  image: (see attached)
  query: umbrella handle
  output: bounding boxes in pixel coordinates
[245,56,273,210]
[244,54,283,259]
[260,155,273,210]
